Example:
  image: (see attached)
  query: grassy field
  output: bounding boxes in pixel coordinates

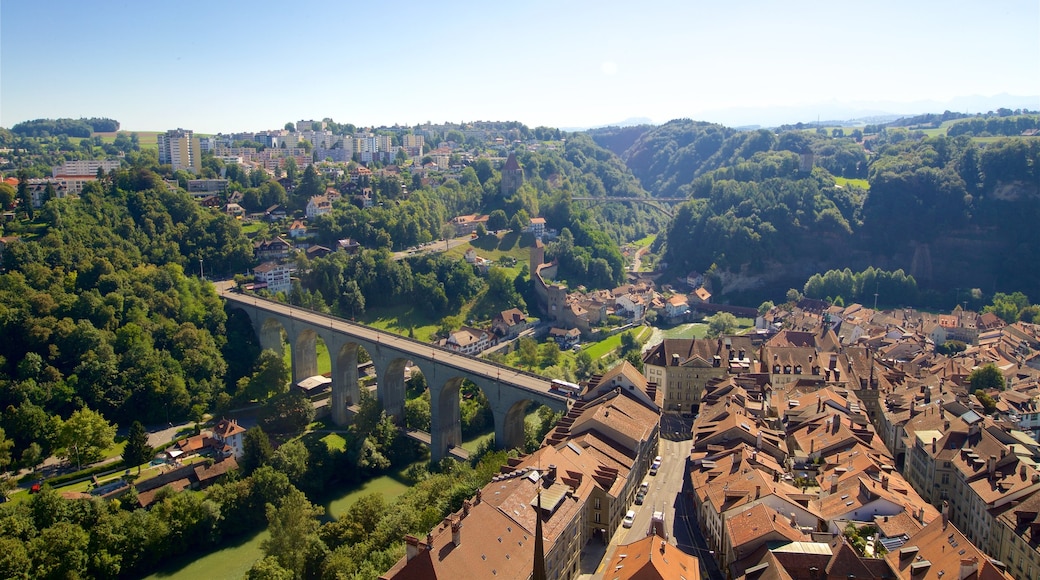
[442,231,534,279]
[583,325,653,360]
[661,323,710,339]
[833,176,869,190]
[93,131,161,148]
[361,304,443,342]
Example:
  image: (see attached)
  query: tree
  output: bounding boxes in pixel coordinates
[237,349,290,402]
[260,390,316,434]
[58,407,116,468]
[757,301,775,317]
[404,391,431,432]
[968,363,1004,393]
[540,341,561,367]
[260,488,325,578]
[271,439,310,485]
[395,148,408,165]
[786,289,802,303]
[122,420,152,473]
[0,182,15,209]
[518,337,539,368]
[487,209,508,231]
[21,442,42,474]
[283,157,298,184]
[241,426,274,474]
[0,428,11,475]
[15,169,32,220]
[706,312,738,338]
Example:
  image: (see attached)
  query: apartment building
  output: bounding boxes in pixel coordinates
[158,129,202,173]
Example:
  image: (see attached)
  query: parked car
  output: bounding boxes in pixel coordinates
[623,510,636,528]
[635,492,645,505]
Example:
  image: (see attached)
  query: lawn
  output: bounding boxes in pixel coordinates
[583,325,653,360]
[93,130,161,149]
[361,304,442,342]
[442,231,534,279]
[833,176,869,190]
[661,323,710,339]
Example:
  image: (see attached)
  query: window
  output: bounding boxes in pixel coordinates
[595,498,601,509]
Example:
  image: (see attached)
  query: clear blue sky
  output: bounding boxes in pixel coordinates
[2,0,1038,132]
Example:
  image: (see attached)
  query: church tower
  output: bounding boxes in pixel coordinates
[500,152,524,196]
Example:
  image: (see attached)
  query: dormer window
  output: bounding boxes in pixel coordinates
[783,365,792,374]
[794,365,803,374]
[773,364,781,374]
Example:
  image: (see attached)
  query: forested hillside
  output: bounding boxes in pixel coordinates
[0,171,253,462]
[591,117,1040,302]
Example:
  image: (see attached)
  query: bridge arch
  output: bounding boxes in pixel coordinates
[259,316,286,353]
[373,355,409,423]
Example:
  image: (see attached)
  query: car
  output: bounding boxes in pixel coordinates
[639,481,650,494]
[622,510,636,528]
[649,464,659,476]
[634,492,645,505]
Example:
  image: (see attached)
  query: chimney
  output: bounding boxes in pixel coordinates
[988,455,997,478]
[756,431,763,450]
[476,489,482,504]
[462,500,470,517]
[426,533,434,550]
[451,519,462,547]
[755,485,761,499]
[881,475,889,490]
[830,474,839,494]
[944,420,950,430]
[917,506,925,523]
[548,464,557,484]
[810,439,815,454]
[932,437,937,454]
[942,500,950,528]
[817,396,823,412]
[405,535,420,561]
[660,540,667,554]
[959,557,979,580]
[833,415,841,434]
[790,512,797,527]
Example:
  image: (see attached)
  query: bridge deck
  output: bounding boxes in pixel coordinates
[217,283,568,403]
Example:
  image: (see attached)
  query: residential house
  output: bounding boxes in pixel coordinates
[254,236,293,261]
[441,326,494,355]
[642,336,754,414]
[549,327,581,349]
[664,294,690,320]
[492,308,529,338]
[450,213,489,236]
[306,195,332,218]
[252,261,293,294]
[289,220,308,239]
[212,418,246,458]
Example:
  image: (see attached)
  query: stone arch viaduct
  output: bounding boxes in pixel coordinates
[217,285,570,462]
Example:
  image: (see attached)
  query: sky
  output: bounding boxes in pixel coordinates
[2,0,1038,133]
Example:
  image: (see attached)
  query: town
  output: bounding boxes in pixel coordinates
[0,110,1038,580]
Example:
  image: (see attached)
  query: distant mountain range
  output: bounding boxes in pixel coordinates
[569,94,1040,131]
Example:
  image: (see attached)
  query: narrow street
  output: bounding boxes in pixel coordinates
[585,418,724,579]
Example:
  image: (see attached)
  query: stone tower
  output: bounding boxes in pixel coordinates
[500,152,524,196]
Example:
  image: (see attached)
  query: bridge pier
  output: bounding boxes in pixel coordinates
[494,398,530,453]
[291,329,319,385]
[430,378,464,462]
[328,339,360,426]
[373,354,407,423]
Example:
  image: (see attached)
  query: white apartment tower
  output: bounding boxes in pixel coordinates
[158,129,202,173]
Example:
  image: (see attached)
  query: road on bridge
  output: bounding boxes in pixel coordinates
[215,282,569,401]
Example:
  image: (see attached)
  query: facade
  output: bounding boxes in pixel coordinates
[211,418,246,458]
[157,129,202,173]
[642,337,753,414]
[252,262,293,294]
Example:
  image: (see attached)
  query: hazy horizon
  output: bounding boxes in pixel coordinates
[3,0,1038,134]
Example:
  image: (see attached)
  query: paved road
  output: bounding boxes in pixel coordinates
[391,235,473,261]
